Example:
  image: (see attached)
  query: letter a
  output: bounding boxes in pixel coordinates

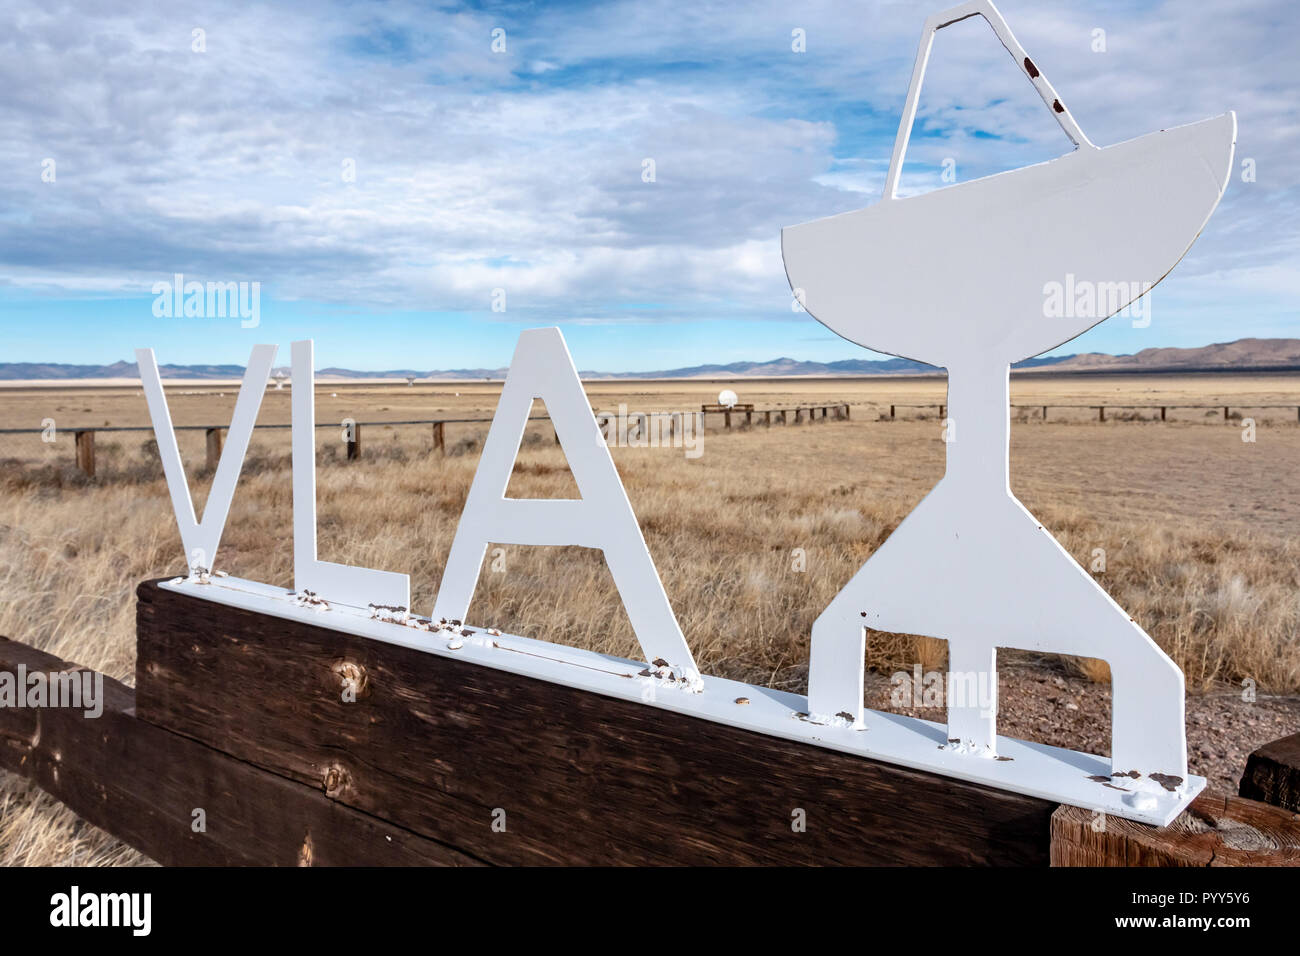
[433,328,696,671]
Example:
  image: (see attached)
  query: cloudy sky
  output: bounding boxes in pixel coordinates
[0,0,1295,371]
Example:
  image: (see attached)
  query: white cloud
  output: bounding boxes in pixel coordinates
[0,0,1293,339]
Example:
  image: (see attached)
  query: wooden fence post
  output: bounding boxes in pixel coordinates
[1051,791,1300,866]
[723,409,731,430]
[764,410,771,426]
[205,427,224,471]
[1042,406,1047,420]
[939,404,945,419]
[74,429,95,477]
[843,404,851,420]
[1160,406,1167,421]
[1240,733,1300,812]
[1224,406,1230,421]
[890,404,895,420]
[1098,406,1105,422]
[432,421,445,455]
[346,423,361,461]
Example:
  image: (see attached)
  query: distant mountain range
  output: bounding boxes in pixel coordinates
[3,338,1299,382]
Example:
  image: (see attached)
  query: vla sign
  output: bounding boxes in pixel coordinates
[137,328,697,674]
[132,0,1229,828]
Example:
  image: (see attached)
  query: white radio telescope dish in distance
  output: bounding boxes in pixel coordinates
[718,389,738,408]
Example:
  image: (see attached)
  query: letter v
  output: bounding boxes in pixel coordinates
[137,345,276,576]
[433,327,696,671]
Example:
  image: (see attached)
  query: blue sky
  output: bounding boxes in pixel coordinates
[0,0,1295,372]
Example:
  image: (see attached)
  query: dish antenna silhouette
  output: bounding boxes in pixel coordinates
[718,389,738,408]
[783,0,1234,787]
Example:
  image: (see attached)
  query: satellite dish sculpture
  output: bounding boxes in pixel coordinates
[138,0,1233,827]
[783,0,1234,789]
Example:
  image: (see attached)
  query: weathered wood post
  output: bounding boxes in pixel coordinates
[764,410,771,426]
[890,404,895,420]
[1098,406,1105,422]
[432,421,445,455]
[1240,732,1300,812]
[843,403,850,419]
[745,409,752,427]
[1160,406,1166,421]
[1042,405,1048,420]
[939,404,945,419]
[724,409,731,430]
[74,429,95,477]
[1224,406,1230,421]
[346,423,361,461]
[205,427,224,471]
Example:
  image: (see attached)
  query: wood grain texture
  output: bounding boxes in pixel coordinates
[1050,791,1300,866]
[0,636,484,866]
[134,579,1055,866]
[1239,733,1300,812]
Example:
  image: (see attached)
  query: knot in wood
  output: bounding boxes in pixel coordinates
[332,659,369,698]
[322,763,352,798]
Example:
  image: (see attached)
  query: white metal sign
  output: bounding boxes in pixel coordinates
[141,0,1233,826]
[783,0,1233,793]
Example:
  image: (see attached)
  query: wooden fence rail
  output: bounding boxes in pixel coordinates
[3,401,1296,477]
[1,404,853,476]
[1,582,1297,866]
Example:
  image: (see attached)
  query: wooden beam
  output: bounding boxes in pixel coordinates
[1050,791,1300,866]
[1240,733,1300,812]
[0,636,483,866]
[135,581,1055,866]
[74,429,95,477]
[204,427,224,471]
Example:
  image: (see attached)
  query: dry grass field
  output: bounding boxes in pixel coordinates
[1,371,1298,865]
